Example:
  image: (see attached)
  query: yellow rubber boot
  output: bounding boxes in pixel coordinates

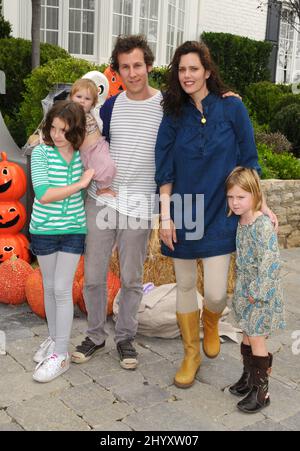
[202,307,222,358]
[174,311,201,389]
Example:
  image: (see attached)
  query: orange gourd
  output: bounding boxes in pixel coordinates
[0,234,30,263]
[0,257,34,305]
[77,272,121,316]
[0,201,26,234]
[25,268,79,319]
[0,152,27,201]
[25,268,45,318]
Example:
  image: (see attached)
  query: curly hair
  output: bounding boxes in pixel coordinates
[42,100,86,150]
[162,41,228,117]
[110,35,155,73]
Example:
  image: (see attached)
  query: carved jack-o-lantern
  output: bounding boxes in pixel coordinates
[0,152,27,201]
[104,66,126,98]
[0,201,26,235]
[0,234,30,263]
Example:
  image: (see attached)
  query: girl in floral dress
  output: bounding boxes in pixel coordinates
[226,167,285,414]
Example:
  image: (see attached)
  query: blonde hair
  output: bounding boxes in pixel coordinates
[70,79,98,107]
[225,167,263,217]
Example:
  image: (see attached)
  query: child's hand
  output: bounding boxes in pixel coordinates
[97,188,117,197]
[80,168,95,189]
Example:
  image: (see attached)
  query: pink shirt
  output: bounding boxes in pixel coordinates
[80,136,117,189]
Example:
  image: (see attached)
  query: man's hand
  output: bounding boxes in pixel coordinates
[96,188,117,197]
[222,91,242,101]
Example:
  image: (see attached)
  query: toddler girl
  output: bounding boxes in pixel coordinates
[70,78,117,196]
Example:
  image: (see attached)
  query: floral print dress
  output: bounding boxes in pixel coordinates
[233,215,286,337]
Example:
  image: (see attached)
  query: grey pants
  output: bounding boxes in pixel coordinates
[84,197,151,345]
[38,252,81,355]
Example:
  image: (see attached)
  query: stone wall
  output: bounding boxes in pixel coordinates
[262,180,300,249]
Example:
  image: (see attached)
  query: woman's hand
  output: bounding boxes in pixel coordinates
[262,206,279,232]
[80,168,95,189]
[160,219,177,251]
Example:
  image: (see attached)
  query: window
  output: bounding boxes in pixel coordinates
[166,0,186,62]
[277,9,300,83]
[69,0,95,55]
[139,0,159,58]
[40,0,59,46]
[112,0,134,44]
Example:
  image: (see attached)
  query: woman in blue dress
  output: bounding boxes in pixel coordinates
[155,41,277,389]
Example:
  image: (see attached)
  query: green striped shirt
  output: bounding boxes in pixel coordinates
[30,144,87,235]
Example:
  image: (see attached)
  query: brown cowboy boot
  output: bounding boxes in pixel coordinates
[237,353,273,414]
[229,343,252,397]
[174,311,202,389]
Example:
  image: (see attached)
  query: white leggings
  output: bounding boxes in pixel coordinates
[37,252,80,355]
[173,255,231,314]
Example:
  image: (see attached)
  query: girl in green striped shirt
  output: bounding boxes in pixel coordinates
[30,101,94,383]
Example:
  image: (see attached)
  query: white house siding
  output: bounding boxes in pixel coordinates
[2,0,202,66]
[198,0,268,41]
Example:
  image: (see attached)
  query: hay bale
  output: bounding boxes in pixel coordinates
[109,227,236,295]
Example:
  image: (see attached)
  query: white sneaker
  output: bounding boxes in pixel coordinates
[33,337,55,364]
[33,353,70,383]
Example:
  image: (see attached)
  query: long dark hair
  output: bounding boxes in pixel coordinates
[162,41,228,117]
[42,100,86,150]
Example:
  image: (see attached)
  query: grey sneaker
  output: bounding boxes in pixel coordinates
[71,337,105,364]
[117,340,138,370]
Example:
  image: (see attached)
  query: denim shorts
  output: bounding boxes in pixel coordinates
[30,234,86,256]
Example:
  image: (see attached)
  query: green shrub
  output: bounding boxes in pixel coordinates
[273,93,300,112]
[271,104,300,157]
[0,38,70,118]
[255,131,292,154]
[0,0,11,39]
[149,66,168,90]
[19,57,103,140]
[258,143,300,179]
[244,81,291,126]
[201,32,272,95]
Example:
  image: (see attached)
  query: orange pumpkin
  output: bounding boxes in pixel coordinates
[77,277,86,314]
[26,268,79,319]
[75,256,84,282]
[77,272,121,316]
[25,268,45,318]
[0,152,27,201]
[0,233,30,263]
[104,66,126,98]
[0,201,26,234]
[0,257,34,305]
[107,272,121,315]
